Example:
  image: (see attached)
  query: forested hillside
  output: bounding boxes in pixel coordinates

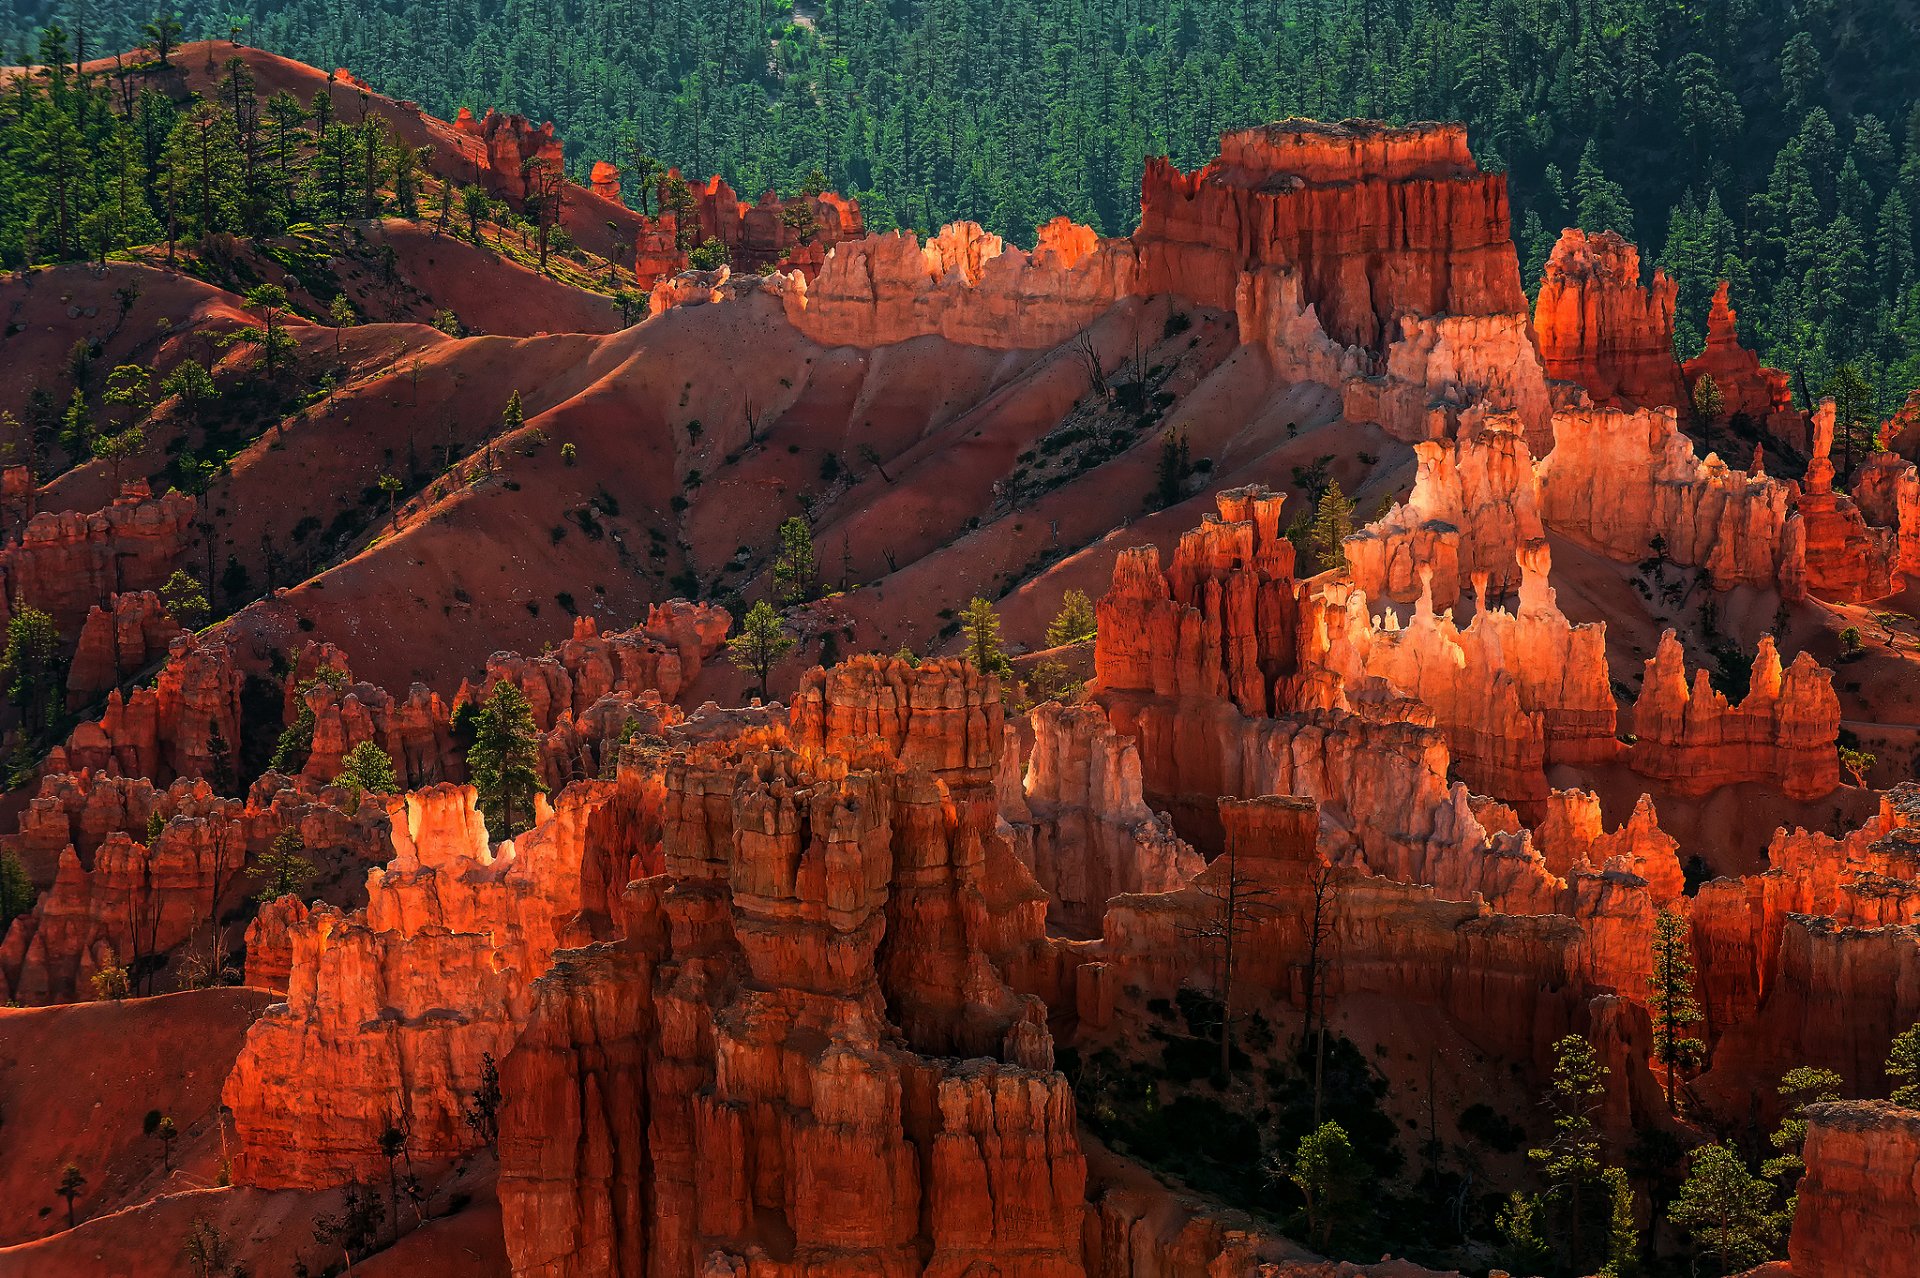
[6,0,1920,413]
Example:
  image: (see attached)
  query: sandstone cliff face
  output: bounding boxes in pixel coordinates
[1681,280,1804,450]
[65,591,182,705]
[1136,121,1526,351]
[223,780,620,1186]
[498,662,1083,1278]
[1690,786,1920,1045]
[1137,121,1551,449]
[1783,1102,1920,1278]
[452,106,565,201]
[1345,415,1543,604]
[50,631,243,786]
[1533,228,1688,410]
[1628,631,1840,800]
[1851,449,1920,583]
[1304,542,1616,808]
[1015,702,1202,938]
[1538,405,1804,594]
[1798,400,1898,601]
[0,483,194,640]
[0,772,388,1003]
[782,217,1139,349]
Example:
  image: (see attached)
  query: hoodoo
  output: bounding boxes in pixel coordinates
[1,30,1916,1278]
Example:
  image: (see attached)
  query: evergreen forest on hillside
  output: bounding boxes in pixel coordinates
[6,0,1920,417]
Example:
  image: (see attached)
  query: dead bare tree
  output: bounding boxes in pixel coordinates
[1179,840,1282,1083]
[1301,859,1343,1123]
[1068,330,1106,397]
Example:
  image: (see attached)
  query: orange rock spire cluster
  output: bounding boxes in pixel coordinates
[8,88,1920,1278]
[1533,227,1689,409]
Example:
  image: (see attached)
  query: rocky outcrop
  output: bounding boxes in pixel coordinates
[589,160,620,203]
[1851,448,1920,582]
[451,107,565,201]
[1013,702,1202,937]
[1533,228,1688,409]
[1305,543,1616,807]
[1689,786,1920,1044]
[1782,1102,1920,1278]
[0,773,388,1003]
[1538,405,1804,594]
[631,171,865,286]
[1629,631,1839,799]
[498,663,1081,1278]
[65,591,183,704]
[1798,400,1897,602]
[1345,414,1543,604]
[1682,281,1803,449]
[1136,121,1552,449]
[1136,121,1527,350]
[1534,789,1684,903]
[783,217,1138,349]
[223,780,618,1185]
[0,482,194,641]
[49,631,243,786]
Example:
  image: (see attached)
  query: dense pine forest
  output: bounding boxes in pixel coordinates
[5,0,1920,415]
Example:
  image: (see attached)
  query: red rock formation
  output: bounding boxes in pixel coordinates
[65,591,183,704]
[1011,702,1202,937]
[589,160,621,204]
[1305,542,1616,806]
[631,170,865,287]
[782,217,1138,349]
[1781,1102,1920,1278]
[1538,405,1805,595]
[50,631,243,786]
[240,893,307,993]
[1798,399,1897,601]
[1345,415,1542,603]
[452,106,565,201]
[1136,121,1527,350]
[0,774,386,1003]
[1682,281,1803,449]
[1689,785,1920,1048]
[498,662,1082,1278]
[1629,631,1839,799]
[0,482,194,640]
[224,779,624,1185]
[0,462,34,533]
[1851,448,1920,582]
[1533,228,1688,409]
[1883,387,1920,462]
[1535,789,1684,903]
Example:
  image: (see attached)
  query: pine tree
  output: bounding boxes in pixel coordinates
[1763,1066,1842,1202]
[337,740,398,795]
[159,570,208,629]
[1669,1145,1780,1275]
[1308,482,1355,574]
[1045,589,1097,648]
[252,826,313,903]
[961,596,1012,677]
[0,848,36,932]
[1889,1022,1920,1105]
[772,516,817,603]
[1649,907,1705,1110]
[465,681,547,837]
[727,599,795,698]
[1574,140,1636,238]
[1529,1034,1609,1273]
[2,606,63,734]
[1281,1121,1366,1251]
